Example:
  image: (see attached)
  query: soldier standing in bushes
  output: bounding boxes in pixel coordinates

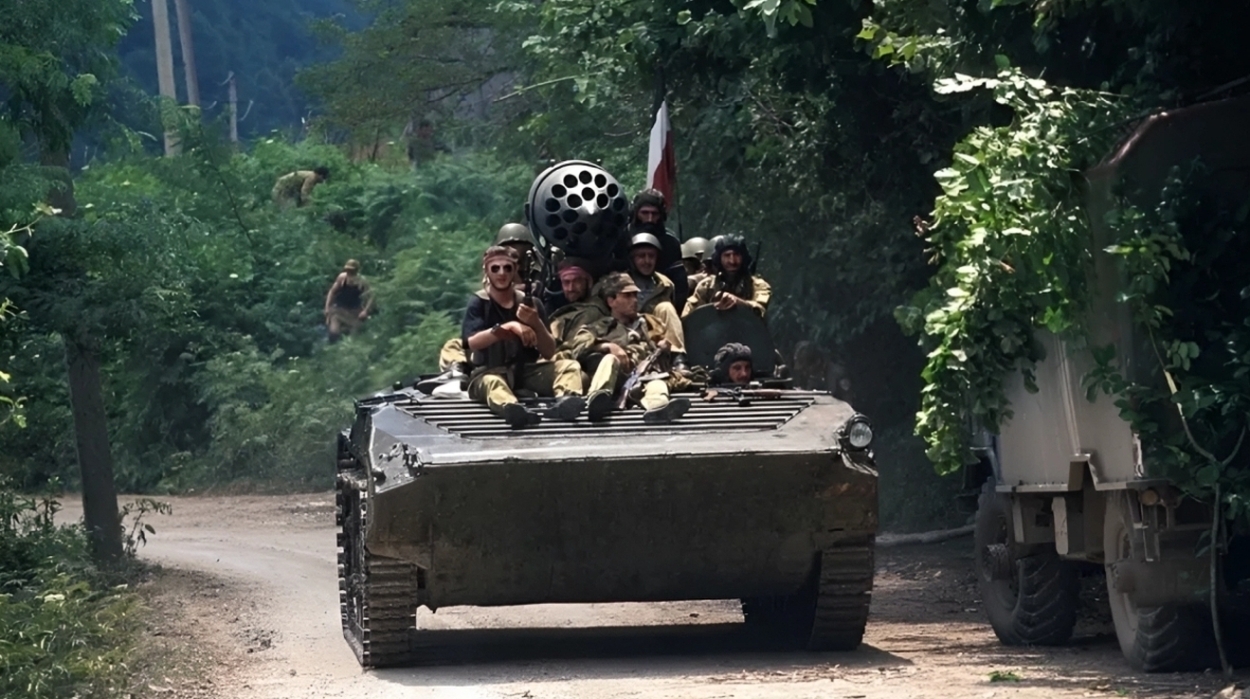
[272,166,330,208]
[324,259,374,342]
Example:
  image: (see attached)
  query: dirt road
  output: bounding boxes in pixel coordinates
[68,494,1240,699]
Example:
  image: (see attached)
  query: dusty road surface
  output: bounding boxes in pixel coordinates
[64,494,1242,698]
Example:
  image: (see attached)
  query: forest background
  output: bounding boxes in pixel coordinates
[6,0,1250,543]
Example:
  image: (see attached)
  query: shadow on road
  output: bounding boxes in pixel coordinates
[380,621,908,677]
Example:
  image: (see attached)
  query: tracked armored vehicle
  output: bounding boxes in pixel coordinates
[334,161,879,667]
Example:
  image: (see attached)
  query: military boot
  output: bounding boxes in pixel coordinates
[643,397,691,424]
[500,403,542,429]
[543,395,586,421]
[586,390,614,422]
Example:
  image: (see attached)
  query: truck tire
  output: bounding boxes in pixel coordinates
[741,539,874,651]
[338,474,421,668]
[974,482,1078,646]
[1103,491,1216,672]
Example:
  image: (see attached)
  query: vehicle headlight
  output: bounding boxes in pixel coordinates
[842,416,873,450]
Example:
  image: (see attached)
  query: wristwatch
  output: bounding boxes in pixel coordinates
[490,323,503,336]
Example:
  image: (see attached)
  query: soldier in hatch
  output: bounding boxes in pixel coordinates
[712,342,754,386]
[565,273,691,424]
[625,232,689,371]
[549,258,605,347]
[683,234,772,318]
[324,259,373,343]
[273,166,330,208]
[461,246,586,428]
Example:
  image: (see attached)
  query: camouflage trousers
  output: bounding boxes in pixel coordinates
[468,360,584,414]
[438,337,467,371]
[326,307,364,339]
[649,301,686,354]
[589,354,670,410]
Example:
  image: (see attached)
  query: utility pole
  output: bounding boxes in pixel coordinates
[173,0,200,107]
[227,72,239,144]
[151,0,179,154]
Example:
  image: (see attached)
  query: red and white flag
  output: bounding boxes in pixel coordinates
[646,100,677,206]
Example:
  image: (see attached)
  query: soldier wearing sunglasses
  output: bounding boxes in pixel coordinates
[461,246,586,427]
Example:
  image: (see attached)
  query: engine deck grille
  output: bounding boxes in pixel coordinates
[392,393,814,439]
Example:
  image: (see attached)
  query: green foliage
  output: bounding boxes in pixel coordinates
[0,129,520,492]
[0,486,137,698]
[299,0,507,141]
[0,0,135,154]
[896,67,1132,473]
[1084,176,1250,530]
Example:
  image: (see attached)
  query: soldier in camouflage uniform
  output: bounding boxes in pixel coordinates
[461,246,585,428]
[624,231,689,371]
[564,273,691,424]
[682,234,772,318]
[549,258,606,347]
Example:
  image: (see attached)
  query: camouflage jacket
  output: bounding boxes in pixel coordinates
[565,314,669,369]
[549,300,607,348]
[682,273,771,318]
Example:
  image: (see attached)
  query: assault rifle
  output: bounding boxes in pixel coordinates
[701,385,825,406]
[618,343,668,409]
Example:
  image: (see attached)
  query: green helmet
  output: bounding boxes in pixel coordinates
[680,237,710,261]
[494,223,536,247]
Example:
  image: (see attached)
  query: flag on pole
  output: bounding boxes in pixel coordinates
[646,100,677,206]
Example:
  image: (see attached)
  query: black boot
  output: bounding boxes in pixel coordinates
[544,395,586,421]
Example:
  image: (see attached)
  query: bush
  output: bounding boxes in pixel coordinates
[0,487,137,699]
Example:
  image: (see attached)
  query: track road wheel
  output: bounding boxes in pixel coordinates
[974,482,1078,646]
[1103,492,1216,672]
[337,475,421,668]
[740,539,874,651]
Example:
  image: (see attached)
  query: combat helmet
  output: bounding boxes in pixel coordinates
[494,223,536,248]
[710,234,753,272]
[629,231,662,251]
[680,237,710,261]
[525,160,630,259]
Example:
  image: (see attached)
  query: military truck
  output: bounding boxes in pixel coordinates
[334,161,880,667]
[969,97,1250,672]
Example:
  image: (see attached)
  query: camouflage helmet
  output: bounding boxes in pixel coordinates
[629,231,662,251]
[494,223,536,247]
[680,237,710,261]
[525,160,630,258]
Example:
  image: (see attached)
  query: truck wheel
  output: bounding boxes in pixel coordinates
[338,474,420,668]
[740,539,874,651]
[1103,492,1215,672]
[974,482,1078,646]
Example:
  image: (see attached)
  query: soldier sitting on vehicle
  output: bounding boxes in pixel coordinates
[683,234,772,318]
[272,166,330,208]
[495,222,536,284]
[324,259,373,343]
[462,246,586,428]
[625,231,689,372]
[712,342,754,385]
[564,273,691,424]
[549,258,605,347]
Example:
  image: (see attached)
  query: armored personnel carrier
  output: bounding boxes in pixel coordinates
[334,162,879,667]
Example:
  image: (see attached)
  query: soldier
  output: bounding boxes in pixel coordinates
[461,246,586,428]
[549,258,606,347]
[439,223,541,373]
[324,259,373,343]
[272,166,330,208]
[682,234,772,318]
[681,236,711,290]
[629,189,689,309]
[712,342,754,385]
[566,273,691,424]
[626,232,689,371]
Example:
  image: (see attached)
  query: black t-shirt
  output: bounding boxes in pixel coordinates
[461,291,549,368]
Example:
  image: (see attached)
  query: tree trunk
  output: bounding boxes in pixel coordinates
[151,0,180,155]
[65,336,124,567]
[173,0,200,106]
